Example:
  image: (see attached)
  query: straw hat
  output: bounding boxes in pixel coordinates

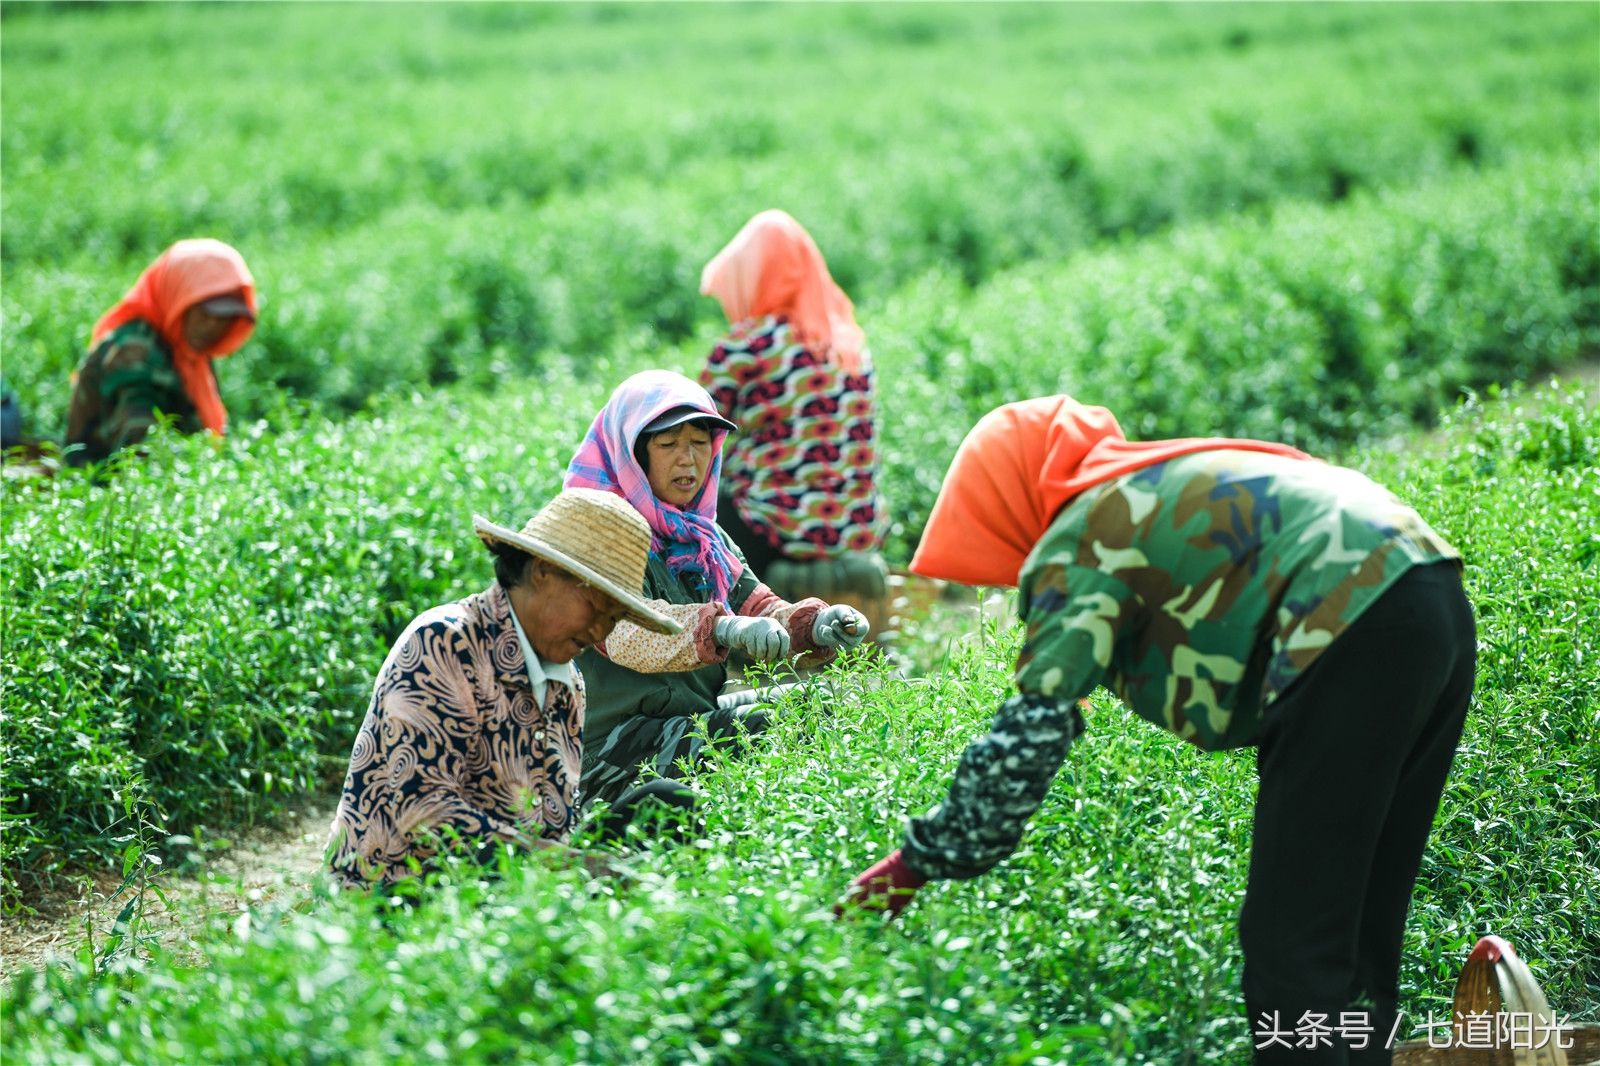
[473,488,681,635]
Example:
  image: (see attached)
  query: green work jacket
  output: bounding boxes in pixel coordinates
[577,528,758,746]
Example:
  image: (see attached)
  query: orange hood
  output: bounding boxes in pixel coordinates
[910,395,1312,587]
[92,238,257,435]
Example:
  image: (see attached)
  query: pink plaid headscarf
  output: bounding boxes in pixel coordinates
[565,370,743,602]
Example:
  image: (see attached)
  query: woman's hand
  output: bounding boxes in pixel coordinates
[713,615,791,660]
[812,605,870,650]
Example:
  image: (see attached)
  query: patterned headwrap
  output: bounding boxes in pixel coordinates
[565,370,743,602]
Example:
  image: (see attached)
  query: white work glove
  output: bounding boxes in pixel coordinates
[713,615,791,661]
[811,605,870,650]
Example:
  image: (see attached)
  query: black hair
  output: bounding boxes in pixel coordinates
[632,416,722,472]
[488,541,536,590]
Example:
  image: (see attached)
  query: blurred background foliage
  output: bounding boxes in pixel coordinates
[3,2,1596,432]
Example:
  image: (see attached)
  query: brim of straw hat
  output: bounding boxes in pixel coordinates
[472,515,682,635]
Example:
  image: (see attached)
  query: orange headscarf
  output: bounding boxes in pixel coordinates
[91,238,258,436]
[910,396,1314,587]
[699,209,865,373]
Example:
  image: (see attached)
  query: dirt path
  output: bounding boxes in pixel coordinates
[1570,356,1600,396]
[1,797,338,981]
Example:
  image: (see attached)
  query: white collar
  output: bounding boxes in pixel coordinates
[507,599,576,705]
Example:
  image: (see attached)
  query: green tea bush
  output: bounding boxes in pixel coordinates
[4,384,1594,1064]
[2,4,1596,1056]
[1369,385,1600,1008]
[0,387,600,901]
[5,147,1595,897]
[3,2,1596,434]
[869,155,1600,558]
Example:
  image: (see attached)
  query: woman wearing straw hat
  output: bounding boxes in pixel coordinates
[698,210,890,632]
[65,238,258,466]
[839,395,1474,1066]
[565,369,871,811]
[327,488,689,890]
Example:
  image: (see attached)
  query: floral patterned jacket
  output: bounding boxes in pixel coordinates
[326,582,584,888]
[701,315,885,558]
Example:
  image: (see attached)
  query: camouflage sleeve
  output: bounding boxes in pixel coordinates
[899,562,1131,880]
[901,692,1086,880]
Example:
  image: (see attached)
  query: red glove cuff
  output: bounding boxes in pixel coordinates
[858,848,928,891]
[838,848,928,919]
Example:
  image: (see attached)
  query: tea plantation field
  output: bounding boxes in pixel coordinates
[4,381,1596,1063]
[2,3,1597,1063]
[4,2,1597,433]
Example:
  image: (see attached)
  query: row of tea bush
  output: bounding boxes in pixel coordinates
[4,381,1596,1061]
[5,150,1597,898]
[866,153,1599,553]
[4,2,1597,431]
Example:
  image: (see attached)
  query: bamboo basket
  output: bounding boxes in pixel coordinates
[1393,936,1600,1065]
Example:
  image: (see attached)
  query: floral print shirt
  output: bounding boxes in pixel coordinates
[326,583,585,888]
[701,315,886,559]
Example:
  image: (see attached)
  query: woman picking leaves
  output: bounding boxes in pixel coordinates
[699,210,890,630]
[65,238,258,466]
[566,369,871,809]
[842,395,1473,1066]
[327,489,687,889]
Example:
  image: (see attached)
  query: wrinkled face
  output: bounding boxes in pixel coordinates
[643,423,715,508]
[518,563,629,663]
[182,303,240,353]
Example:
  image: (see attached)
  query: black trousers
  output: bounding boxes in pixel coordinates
[593,779,701,844]
[1242,561,1475,1065]
[581,697,773,809]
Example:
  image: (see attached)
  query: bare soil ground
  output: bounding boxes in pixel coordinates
[1,798,337,981]
[1571,357,1600,397]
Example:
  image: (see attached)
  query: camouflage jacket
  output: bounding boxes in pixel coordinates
[64,320,205,465]
[903,449,1460,879]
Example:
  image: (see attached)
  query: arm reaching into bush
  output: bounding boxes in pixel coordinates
[597,596,799,670]
[839,693,1086,919]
